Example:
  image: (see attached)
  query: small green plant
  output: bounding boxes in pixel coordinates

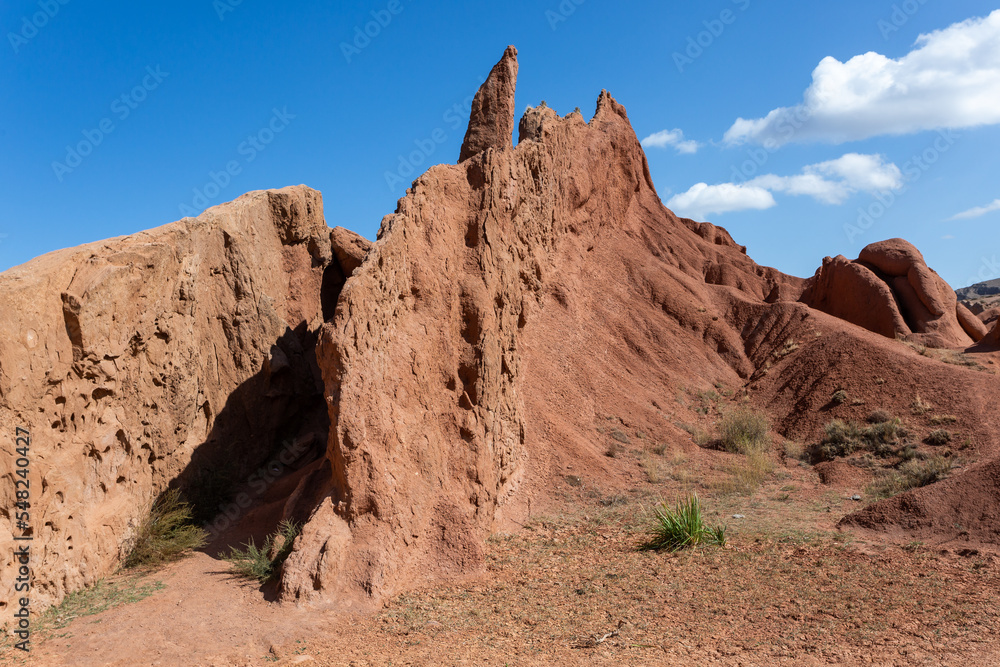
[926,429,952,446]
[718,408,770,455]
[831,389,848,405]
[123,489,207,569]
[643,494,726,552]
[225,520,300,583]
[867,456,955,499]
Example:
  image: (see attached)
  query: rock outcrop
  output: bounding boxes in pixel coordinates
[0,186,345,611]
[458,46,519,162]
[801,239,983,347]
[977,306,1000,329]
[277,48,805,606]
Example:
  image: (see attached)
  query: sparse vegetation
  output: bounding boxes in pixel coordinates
[692,389,723,415]
[714,380,735,397]
[37,577,165,633]
[782,441,807,462]
[714,408,772,493]
[831,389,848,405]
[778,339,800,357]
[605,442,622,458]
[609,428,630,444]
[225,520,300,583]
[718,408,770,455]
[867,409,893,424]
[644,493,726,552]
[813,417,906,461]
[930,414,958,425]
[867,456,956,499]
[911,395,932,415]
[926,429,953,446]
[718,452,774,495]
[678,422,711,447]
[123,489,207,569]
[641,453,662,483]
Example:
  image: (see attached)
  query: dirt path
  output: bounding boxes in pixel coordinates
[27,551,335,667]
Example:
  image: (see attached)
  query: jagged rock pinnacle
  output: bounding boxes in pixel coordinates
[459,45,518,162]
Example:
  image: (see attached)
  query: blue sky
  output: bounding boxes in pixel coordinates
[2,0,998,288]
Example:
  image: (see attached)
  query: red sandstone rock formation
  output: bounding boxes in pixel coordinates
[5,47,1000,618]
[0,187,353,610]
[801,238,984,347]
[979,307,1000,327]
[458,46,518,162]
[277,47,806,606]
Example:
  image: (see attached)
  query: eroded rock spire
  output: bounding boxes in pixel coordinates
[458,45,518,162]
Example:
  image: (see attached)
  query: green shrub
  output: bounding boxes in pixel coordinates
[831,389,848,405]
[644,494,726,552]
[718,408,770,455]
[123,489,207,569]
[813,417,905,461]
[225,520,300,583]
[926,429,952,446]
[868,456,955,499]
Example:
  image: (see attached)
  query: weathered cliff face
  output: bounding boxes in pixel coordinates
[801,238,985,348]
[0,186,341,611]
[277,47,807,605]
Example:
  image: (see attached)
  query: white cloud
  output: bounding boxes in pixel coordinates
[641,128,701,154]
[724,10,1000,146]
[666,182,776,219]
[749,153,903,204]
[949,198,1000,220]
[668,153,902,218]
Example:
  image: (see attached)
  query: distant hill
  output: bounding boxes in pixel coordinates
[957,277,1000,300]
[956,278,1000,314]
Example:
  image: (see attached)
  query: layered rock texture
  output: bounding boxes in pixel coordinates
[801,239,986,348]
[0,187,369,610]
[5,47,1000,616]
